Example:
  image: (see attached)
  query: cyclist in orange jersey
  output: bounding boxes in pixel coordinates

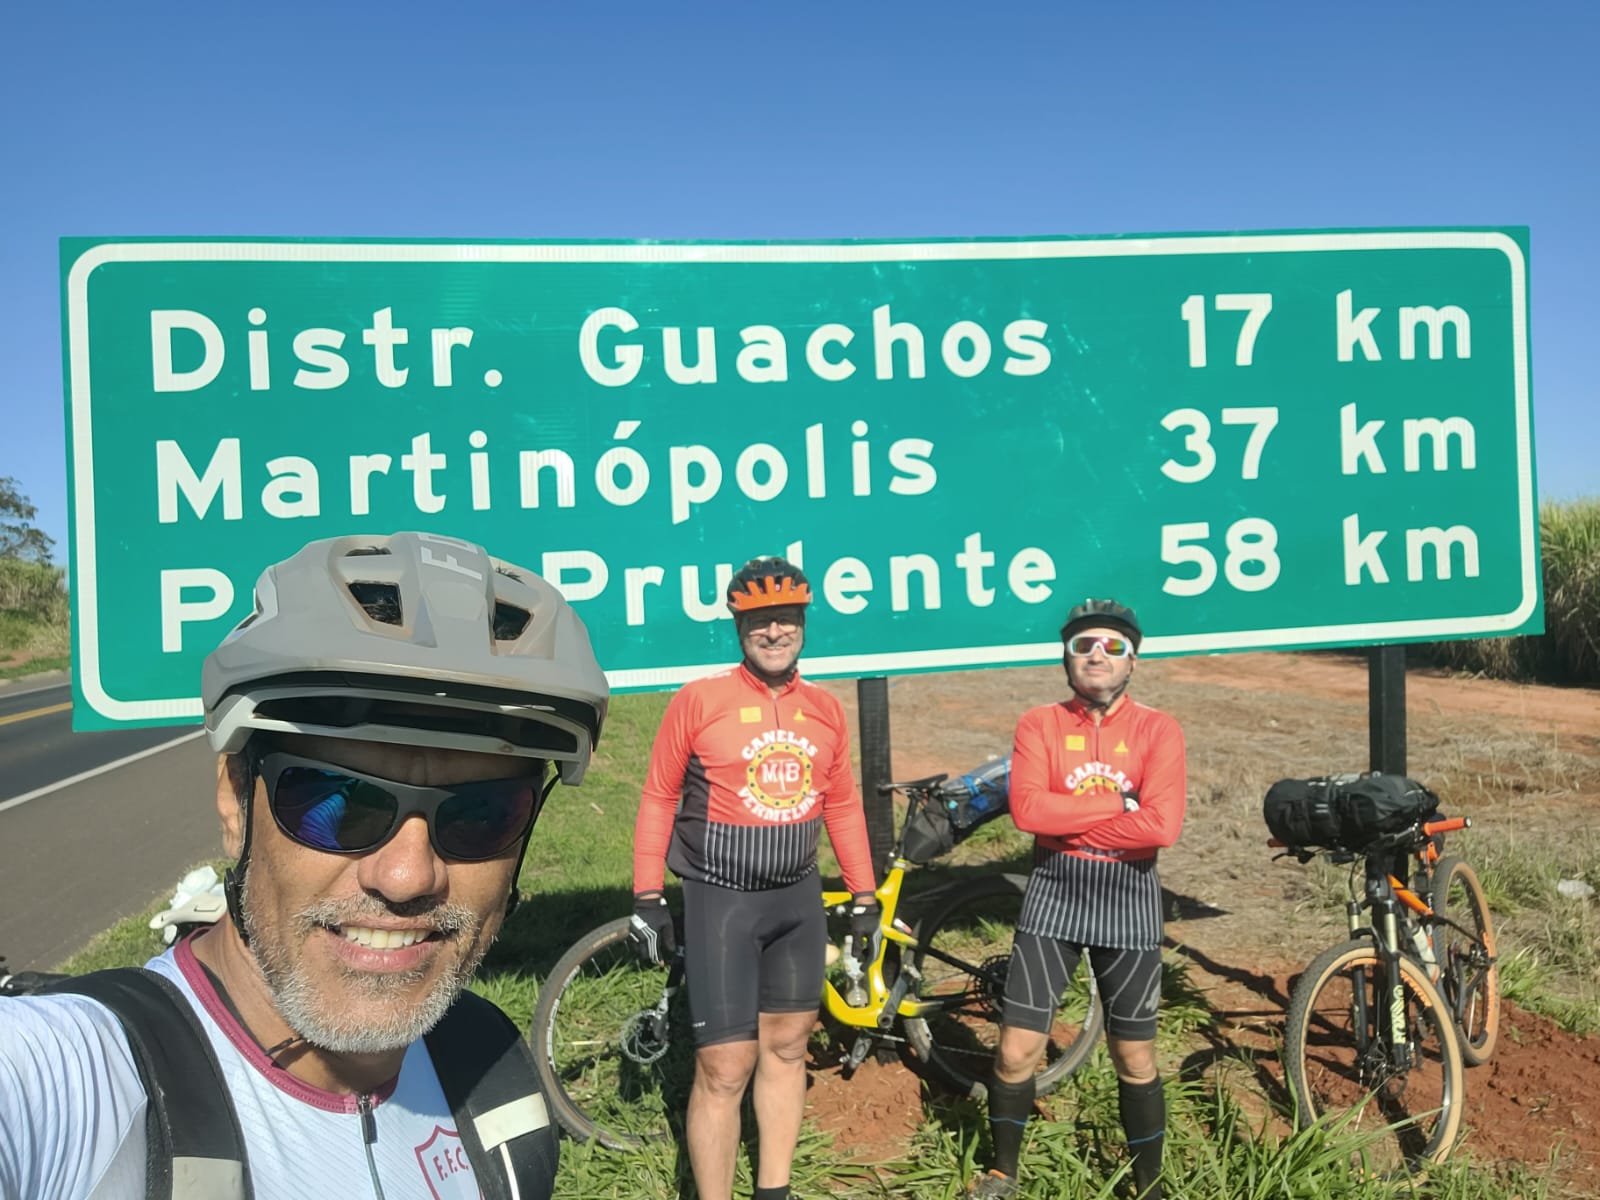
[972,599,1186,1200]
[630,556,878,1200]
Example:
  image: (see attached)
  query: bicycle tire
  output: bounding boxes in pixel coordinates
[1284,938,1465,1171]
[904,873,1103,1099]
[528,918,694,1150]
[1429,856,1500,1067]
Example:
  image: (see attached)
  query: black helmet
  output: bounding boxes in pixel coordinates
[1060,598,1142,651]
[726,556,812,614]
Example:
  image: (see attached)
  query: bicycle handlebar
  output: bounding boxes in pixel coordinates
[876,773,948,795]
[1267,814,1473,857]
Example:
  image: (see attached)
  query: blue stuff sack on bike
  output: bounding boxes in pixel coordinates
[943,756,1011,831]
[1264,772,1439,851]
[902,756,1012,864]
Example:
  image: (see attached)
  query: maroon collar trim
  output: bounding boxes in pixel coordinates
[173,934,400,1113]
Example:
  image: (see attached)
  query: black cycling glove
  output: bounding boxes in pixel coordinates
[847,894,882,964]
[629,892,676,965]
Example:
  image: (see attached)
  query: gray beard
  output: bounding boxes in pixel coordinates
[241,884,487,1055]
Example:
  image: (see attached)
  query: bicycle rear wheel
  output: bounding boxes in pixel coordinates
[1284,938,1464,1172]
[904,873,1103,1099]
[528,918,695,1150]
[1429,856,1500,1066]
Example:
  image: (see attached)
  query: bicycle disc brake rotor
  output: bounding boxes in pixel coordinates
[621,1009,671,1065]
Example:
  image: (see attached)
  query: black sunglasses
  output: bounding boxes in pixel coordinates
[256,751,546,862]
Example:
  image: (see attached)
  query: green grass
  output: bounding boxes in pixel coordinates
[888,1067,1553,1200]
[0,652,69,680]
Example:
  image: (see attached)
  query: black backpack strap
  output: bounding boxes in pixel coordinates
[426,989,558,1200]
[46,968,251,1200]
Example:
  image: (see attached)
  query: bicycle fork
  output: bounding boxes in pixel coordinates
[1354,865,1414,1074]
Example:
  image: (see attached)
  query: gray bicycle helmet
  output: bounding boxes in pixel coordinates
[1059,598,1142,652]
[203,531,608,784]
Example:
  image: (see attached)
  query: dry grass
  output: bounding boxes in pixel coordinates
[0,558,69,658]
[1417,497,1600,685]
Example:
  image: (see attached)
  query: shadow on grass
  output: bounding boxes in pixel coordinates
[482,883,638,980]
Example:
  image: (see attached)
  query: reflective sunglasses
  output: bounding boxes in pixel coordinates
[1066,634,1133,659]
[739,607,805,633]
[257,751,545,861]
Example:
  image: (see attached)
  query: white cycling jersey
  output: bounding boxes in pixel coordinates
[0,938,488,1200]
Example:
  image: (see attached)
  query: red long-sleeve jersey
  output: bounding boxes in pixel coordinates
[632,664,877,896]
[1008,697,1187,862]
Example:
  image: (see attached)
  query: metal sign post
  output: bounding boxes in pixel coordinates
[1368,644,1408,776]
[855,677,895,875]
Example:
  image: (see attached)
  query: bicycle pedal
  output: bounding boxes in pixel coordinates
[844,1036,873,1071]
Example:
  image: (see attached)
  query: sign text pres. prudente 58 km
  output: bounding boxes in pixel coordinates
[62,231,1538,728]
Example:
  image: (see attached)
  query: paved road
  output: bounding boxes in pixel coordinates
[0,679,196,801]
[0,675,224,972]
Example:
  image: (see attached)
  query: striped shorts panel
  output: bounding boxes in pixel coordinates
[1017,848,1163,950]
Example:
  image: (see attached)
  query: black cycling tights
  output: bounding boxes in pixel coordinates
[681,874,825,1046]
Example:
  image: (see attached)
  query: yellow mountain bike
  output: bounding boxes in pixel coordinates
[529,774,1104,1149]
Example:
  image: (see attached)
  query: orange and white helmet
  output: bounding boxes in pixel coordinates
[725,556,812,615]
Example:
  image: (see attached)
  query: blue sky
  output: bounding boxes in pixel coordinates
[3,0,1595,563]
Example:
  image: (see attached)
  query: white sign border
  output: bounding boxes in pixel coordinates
[66,232,1535,720]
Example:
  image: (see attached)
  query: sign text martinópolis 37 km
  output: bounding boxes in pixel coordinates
[61,231,1538,729]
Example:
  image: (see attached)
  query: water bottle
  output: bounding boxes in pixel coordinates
[1409,922,1439,982]
[840,944,868,1007]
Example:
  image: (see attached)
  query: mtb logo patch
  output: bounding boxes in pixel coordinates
[414,1125,474,1199]
[740,729,819,819]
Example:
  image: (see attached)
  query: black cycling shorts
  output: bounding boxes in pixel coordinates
[1002,930,1162,1041]
[680,873,826,1047]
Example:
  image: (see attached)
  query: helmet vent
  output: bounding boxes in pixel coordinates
[347,581,403,625]
[345,546,392,557]
[493,602,531,640]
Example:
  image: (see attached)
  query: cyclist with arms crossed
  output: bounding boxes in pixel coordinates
[630,556,879,1200]
[0,531,608,1200]
[973,599,1186,1200]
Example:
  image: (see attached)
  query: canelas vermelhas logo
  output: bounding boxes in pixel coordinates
[1063,761,1133,796]
[741,729,819,821]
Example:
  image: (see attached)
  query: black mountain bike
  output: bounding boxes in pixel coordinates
[1276,813,1497,1172]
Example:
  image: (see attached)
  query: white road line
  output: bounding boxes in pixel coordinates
[0,731,207,815]
[0,676,70,701]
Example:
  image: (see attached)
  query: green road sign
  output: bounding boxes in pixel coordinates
[62,231,1538,729]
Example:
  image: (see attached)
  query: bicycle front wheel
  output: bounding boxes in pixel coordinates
[904,873,1103,1099]
[528,918,695,1150]
[1430,856,1500,1067]
[1285,938,1465,1171]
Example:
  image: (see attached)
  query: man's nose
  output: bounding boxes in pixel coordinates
[358,814,449,903]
